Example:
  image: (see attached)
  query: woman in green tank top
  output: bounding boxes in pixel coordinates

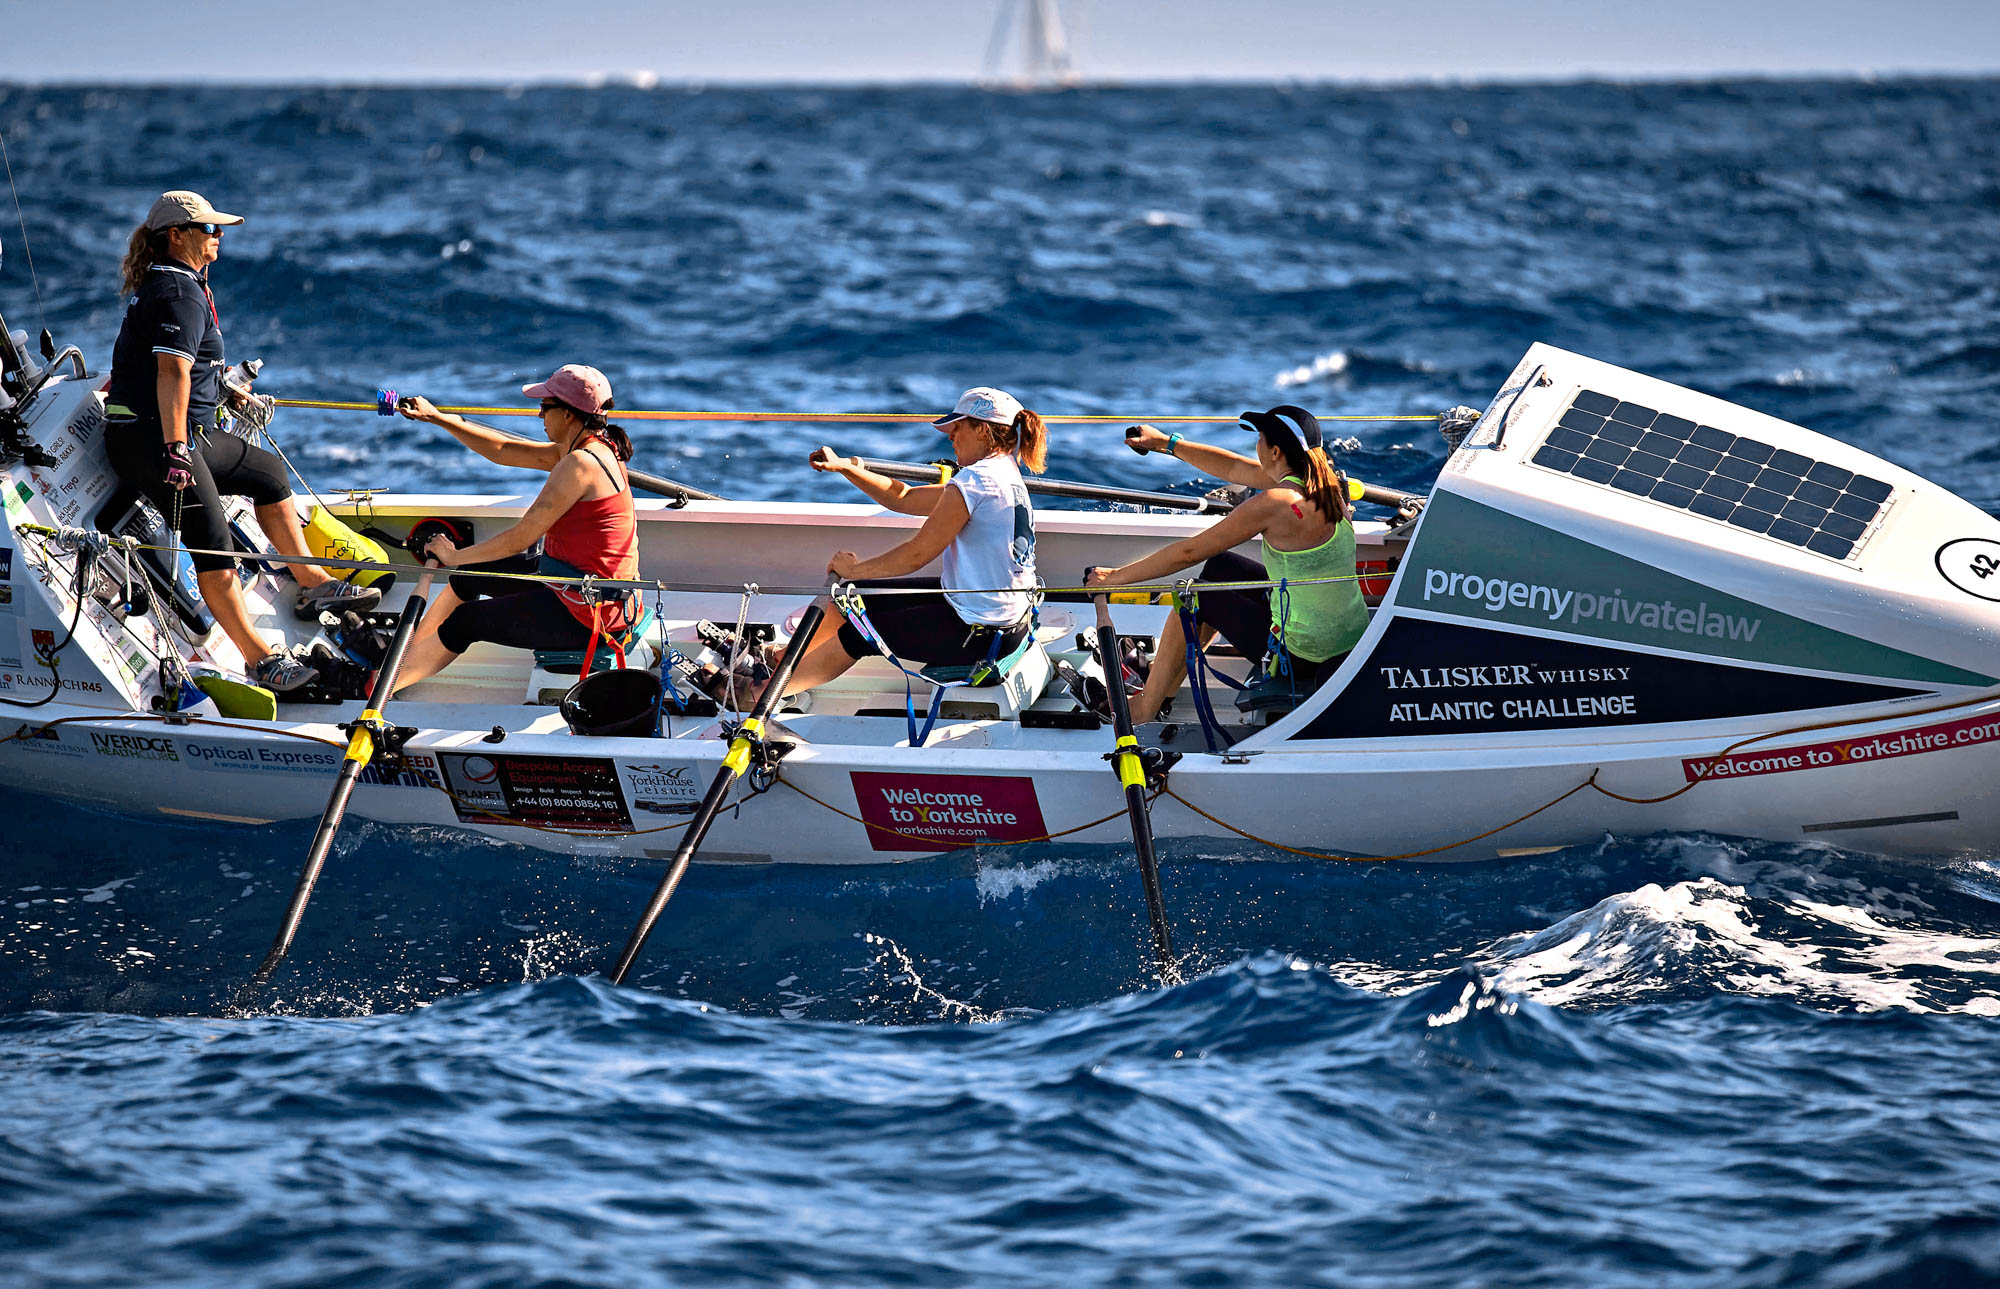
[1084,405,1369,724]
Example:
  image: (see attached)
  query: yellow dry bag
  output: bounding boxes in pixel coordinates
[303,506,392,587]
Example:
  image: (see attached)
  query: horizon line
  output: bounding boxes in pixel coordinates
[5,68,2000,93]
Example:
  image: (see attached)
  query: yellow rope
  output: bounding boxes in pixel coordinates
[1159,779,1601,862]
[271,398,1439,424]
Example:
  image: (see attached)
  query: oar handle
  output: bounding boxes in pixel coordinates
[608,601,827,986]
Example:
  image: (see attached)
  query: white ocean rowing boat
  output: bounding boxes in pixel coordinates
[3,312,1998,866]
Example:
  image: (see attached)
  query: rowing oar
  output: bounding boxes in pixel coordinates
[1093,592,1179,983]
[608,601,826,986]
[856,457,1427,515]
[858,457,1217,512]
[374,390,722,503]
[232,564,436,1009]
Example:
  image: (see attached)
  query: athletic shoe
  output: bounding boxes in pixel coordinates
[251,650,320,694]
[294,579,382,621]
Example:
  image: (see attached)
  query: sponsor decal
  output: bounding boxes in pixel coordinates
[439,752,632,832]
[1683,711,2000,782]
[180,739,342,774]
[89,731,179,762]
[1935,538,2000,604]
[849,771,1048,853]
[619,761,704,815]
[1,481,31,517]
[7,722,85,757]
[0,547,10,581]
[30,629,54,656]
[358,751,442,789]
[3,671,103,694]
[1398,493,1994,686]
[1294,618,1924,740]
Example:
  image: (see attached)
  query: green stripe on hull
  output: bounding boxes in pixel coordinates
[1395,493,1993,687]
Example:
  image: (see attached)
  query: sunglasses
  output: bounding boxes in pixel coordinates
[538,399,565,415]
[180,222,223,237]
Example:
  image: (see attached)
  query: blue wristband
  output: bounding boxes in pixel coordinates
[1165,433,1185,457]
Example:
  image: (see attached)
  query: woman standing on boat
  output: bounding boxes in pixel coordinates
[732,386,1047,703]
[386,365,640,692]
[1083,405,1367,723]
[105,190,379,692]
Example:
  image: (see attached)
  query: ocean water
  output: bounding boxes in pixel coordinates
[4,79,2000,1286]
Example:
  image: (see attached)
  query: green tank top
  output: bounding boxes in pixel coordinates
[1262,477,1370,664]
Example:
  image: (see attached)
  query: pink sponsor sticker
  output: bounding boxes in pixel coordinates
[850,771,1049,852]
[1682,711,2000,782]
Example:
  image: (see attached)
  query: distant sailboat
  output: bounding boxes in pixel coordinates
[981,0,1079,88]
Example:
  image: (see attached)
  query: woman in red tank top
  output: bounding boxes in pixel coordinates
[388,365,641,693]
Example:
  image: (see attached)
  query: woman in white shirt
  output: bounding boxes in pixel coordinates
[736,387,1047,703]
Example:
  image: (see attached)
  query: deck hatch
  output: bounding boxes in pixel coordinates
[1530,389,1891,561]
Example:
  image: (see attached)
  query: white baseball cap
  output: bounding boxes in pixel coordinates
[934,386,1024,429]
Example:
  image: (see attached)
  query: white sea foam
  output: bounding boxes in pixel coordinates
[1484,836,2000,1014]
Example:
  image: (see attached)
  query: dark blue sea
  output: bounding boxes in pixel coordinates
[5,80,2000,1287]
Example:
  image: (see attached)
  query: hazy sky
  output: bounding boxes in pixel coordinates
[10,0,2000,84]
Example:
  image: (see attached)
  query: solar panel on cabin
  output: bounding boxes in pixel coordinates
[1755,467,1802,495]
[1534,389,1892,561]
[1676,444,1724,472]
[1664,463,1709,490]
[1626,450,1672,478]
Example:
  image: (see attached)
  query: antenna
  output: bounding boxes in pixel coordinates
[981,0,1080,88]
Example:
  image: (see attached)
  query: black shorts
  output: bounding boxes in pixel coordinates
[103,417,293,574]
[1183,551,1347,691]
[836,578,1030,667]
[436,581,594,656]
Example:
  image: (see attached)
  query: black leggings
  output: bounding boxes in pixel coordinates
[1183,551,1346,689]
[435,553,595,655]
[836,578,1030,666]
[103,419,293,574]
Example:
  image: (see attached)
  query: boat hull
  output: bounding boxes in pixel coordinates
[7,692,1997,864]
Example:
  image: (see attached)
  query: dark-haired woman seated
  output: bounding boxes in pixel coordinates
[1084,405,1368,723]
[729,387,1049,705]
[389,365,640,692]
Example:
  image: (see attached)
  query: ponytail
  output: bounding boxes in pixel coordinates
[119,224,168,297]
[571,397,634,462]
[1263,429,1348,525]
[994,409,1048,474]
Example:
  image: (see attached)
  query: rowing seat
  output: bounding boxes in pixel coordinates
[1234,671,1305,725]
[917,633,1054,721]
[527,606,658,705]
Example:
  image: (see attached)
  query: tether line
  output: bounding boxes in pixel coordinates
[272,398,1440,424]
[0,129,47,333]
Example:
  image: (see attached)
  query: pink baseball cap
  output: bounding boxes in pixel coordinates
[522,364,612,415]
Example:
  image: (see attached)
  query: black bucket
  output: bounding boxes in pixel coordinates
[560,669,663,738]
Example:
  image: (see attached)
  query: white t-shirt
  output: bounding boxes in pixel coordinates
[941,453,1037,626]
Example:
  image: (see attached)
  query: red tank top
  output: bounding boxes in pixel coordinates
[543,439,639,631]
